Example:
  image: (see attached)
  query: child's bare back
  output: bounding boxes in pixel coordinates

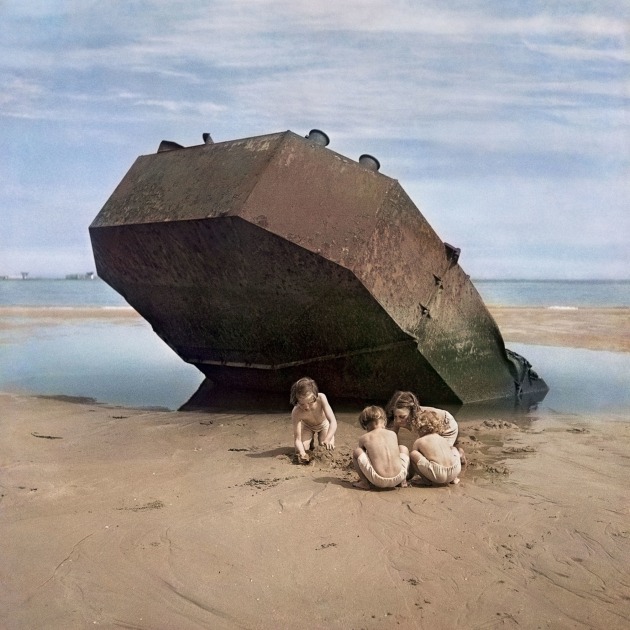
[411,432,463,486]
[359,429,405,479]
[413,433,457,467]
[352,406,410,490]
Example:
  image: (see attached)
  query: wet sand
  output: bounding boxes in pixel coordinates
[488,306,630,353]
[1,309,629,628]
[2,305,628,353]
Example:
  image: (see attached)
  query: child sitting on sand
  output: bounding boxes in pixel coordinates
[386,390,459,446]
[409,409,466,486]
[352,406,410,490]
[290,377,338,464]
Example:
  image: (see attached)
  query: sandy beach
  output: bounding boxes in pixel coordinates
[1,307,629,629]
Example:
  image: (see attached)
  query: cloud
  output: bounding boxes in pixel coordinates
[0,1,628,278]
[407,173,629,271]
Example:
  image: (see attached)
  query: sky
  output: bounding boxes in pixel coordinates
[1,0,628,280]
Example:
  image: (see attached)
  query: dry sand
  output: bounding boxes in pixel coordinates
[1,308,629,629]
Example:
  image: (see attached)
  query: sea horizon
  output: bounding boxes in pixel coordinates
[1,277,629,414]
[3,276,630,309]
[3,276,629,282]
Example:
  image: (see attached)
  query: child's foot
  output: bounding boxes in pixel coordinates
[400,480,409,488]
[450,477,460,485]
[352,480,371,490]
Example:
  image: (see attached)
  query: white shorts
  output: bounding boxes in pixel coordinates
[301,418,329,443]
[356,451,410,488]
[413,452,461,484]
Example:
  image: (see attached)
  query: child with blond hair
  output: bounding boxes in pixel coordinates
[352,406,410,490]
[385,390,459,446]
[409,408,466,485]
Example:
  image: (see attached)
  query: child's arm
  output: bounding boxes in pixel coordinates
[319,393,338,450]
[292,409,308,459]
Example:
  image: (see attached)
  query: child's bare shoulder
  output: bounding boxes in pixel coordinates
[417,432,445,447]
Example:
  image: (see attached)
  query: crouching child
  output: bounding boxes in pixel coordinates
[409,409,466,486]
[352,406,410,490]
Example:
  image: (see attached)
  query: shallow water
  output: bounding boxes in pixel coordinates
[1,316,628,416]
[0,278,128,308]
[1,317,203,410]
[507,342,630,416]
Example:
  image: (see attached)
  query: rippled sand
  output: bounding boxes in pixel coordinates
[1,308,629,628]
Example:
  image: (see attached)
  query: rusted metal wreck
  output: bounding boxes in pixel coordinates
[89,129,548,408]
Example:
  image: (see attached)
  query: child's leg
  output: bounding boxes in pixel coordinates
[313,419,332,448]
[410,450,435,485]
[448,447,465,484]
[352,447,372,490]
[295,427,315,463]
[300,426,315,453]
[314,428,334,448]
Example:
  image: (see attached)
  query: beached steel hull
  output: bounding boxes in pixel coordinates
[89,130,548,407]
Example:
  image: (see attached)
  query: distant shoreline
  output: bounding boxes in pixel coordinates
[2,305,628,353]
[487,306,630,353]
[2,277,629,282]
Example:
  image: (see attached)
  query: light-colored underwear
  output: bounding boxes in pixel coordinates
[412,452,461,485]
[356,451,410,489]
[301,417,329,443]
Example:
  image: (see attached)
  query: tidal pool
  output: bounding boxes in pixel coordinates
[1,317,628,417]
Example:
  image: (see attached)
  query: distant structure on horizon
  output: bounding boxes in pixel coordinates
[65,272,95,280]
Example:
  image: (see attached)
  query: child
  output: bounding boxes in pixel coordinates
[385,390,458,446]
[409,409,465,485]
[290,377,338,464]
[352,405,410,490]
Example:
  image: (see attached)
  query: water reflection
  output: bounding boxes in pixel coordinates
[1,316,628,417]
[505,343,630,416]
[1,317,203,410]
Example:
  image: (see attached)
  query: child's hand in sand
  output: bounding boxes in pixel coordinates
[298,452,310,464]
[320,439,334,450]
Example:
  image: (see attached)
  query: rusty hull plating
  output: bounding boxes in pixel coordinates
[89,130,548,407]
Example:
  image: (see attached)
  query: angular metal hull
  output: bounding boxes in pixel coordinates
[89,130,548,407]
